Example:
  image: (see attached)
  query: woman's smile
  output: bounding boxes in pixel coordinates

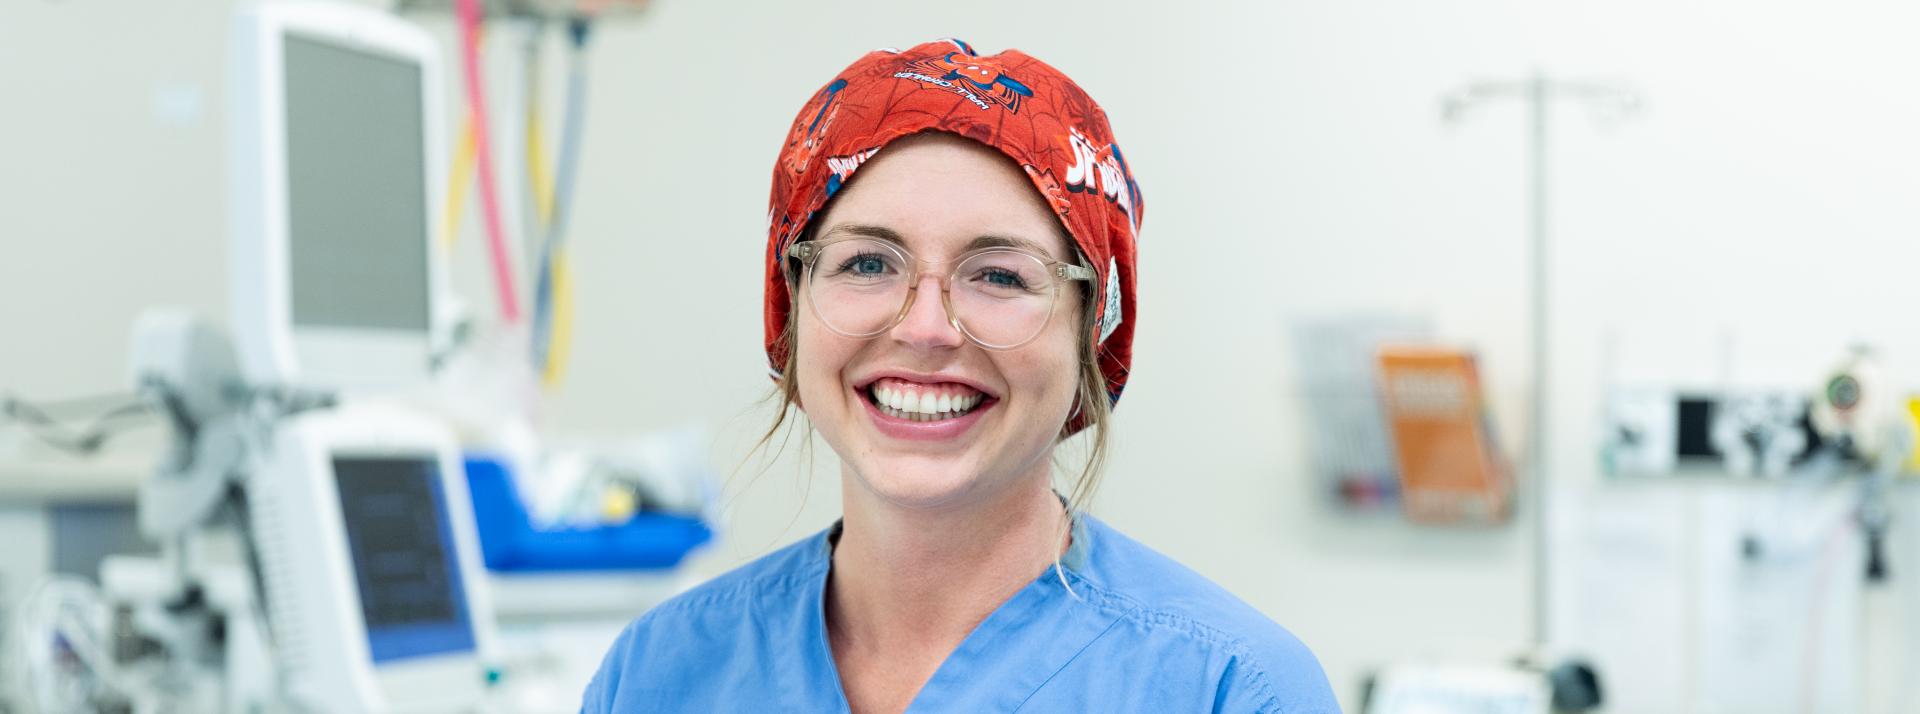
[854,373,1001,441]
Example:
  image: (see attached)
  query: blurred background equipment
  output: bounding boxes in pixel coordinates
[1293,313,1431,511]
[1709,391,1810,478]
[1811,346,1890,461]
[1440,73,1641,655]
[12,4,505,711]
[1362,662,1550,714]
[2,1,709,711]
[396,0,653,21]
[250,404,495,712]
[1599,387,1678,477]
[228,0,451,394]
[1377,346,1512,525]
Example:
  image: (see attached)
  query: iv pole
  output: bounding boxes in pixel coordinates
[1440,72,1639,648]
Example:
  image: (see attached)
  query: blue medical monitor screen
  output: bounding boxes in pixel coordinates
[283,34,431,333]
[332,456,474,663]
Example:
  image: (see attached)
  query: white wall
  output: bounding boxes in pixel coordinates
[5,1,1920,711]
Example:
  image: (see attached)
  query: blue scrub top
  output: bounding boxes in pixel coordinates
[582,513,1340,713]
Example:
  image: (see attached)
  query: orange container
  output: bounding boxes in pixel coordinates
[1377,347,1512,524]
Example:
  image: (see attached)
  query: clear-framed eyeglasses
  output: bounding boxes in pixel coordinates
[788,235,1097,350]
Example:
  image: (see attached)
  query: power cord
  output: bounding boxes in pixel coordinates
[1,393,156,456]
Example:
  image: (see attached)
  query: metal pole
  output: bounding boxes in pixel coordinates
[1441,74,1636,651]
[1527,71,1551,648]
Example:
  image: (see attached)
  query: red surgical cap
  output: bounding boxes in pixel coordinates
[765,38,1143,411]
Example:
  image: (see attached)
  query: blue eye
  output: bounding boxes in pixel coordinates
[981,268,1028,289]
[834,252,893,277]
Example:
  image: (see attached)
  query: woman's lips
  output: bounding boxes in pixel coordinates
[857,384,994,441]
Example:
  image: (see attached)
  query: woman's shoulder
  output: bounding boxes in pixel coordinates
[1068,515,1338,712]
[581,529,833,711]
[629,527,830,632]
[1071,515,1307,642]
[596,528,829,671]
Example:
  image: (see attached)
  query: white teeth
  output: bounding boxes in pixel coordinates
[869,381,988,420]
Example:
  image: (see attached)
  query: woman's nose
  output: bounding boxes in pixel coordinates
[889,273,965,350]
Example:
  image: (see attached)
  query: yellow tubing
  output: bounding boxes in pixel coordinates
[541,248,576,387]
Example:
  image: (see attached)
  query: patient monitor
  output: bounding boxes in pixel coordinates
[228,0,449,392]
[250,404,493,712]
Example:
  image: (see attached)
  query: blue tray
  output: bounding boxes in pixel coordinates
[464,456,713,572]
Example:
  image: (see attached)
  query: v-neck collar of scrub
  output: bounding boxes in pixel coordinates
[806,512,1121,713]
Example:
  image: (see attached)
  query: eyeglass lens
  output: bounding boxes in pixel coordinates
[805,238,1059,349]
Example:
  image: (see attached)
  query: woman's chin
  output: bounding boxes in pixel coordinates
[848,457,986,510]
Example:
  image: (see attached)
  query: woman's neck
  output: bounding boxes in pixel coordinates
[826,474,1068,662]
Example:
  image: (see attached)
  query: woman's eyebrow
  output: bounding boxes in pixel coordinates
[966,234,1056,259]
[820,223,906,246]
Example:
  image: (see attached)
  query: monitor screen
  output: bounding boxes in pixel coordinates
[332,455,475,663]
[283,34,431,333]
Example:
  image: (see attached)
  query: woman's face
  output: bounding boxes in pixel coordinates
[793,133,1082,511]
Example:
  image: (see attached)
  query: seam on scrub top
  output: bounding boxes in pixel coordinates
[1056,569,1297,714]
[645,556,829,619]
[1007,614,1128,713]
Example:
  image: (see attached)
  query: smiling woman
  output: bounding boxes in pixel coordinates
[790,134,1089,514]
[581,39,1338,714]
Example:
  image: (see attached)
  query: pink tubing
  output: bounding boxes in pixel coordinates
[456,0,522,323]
